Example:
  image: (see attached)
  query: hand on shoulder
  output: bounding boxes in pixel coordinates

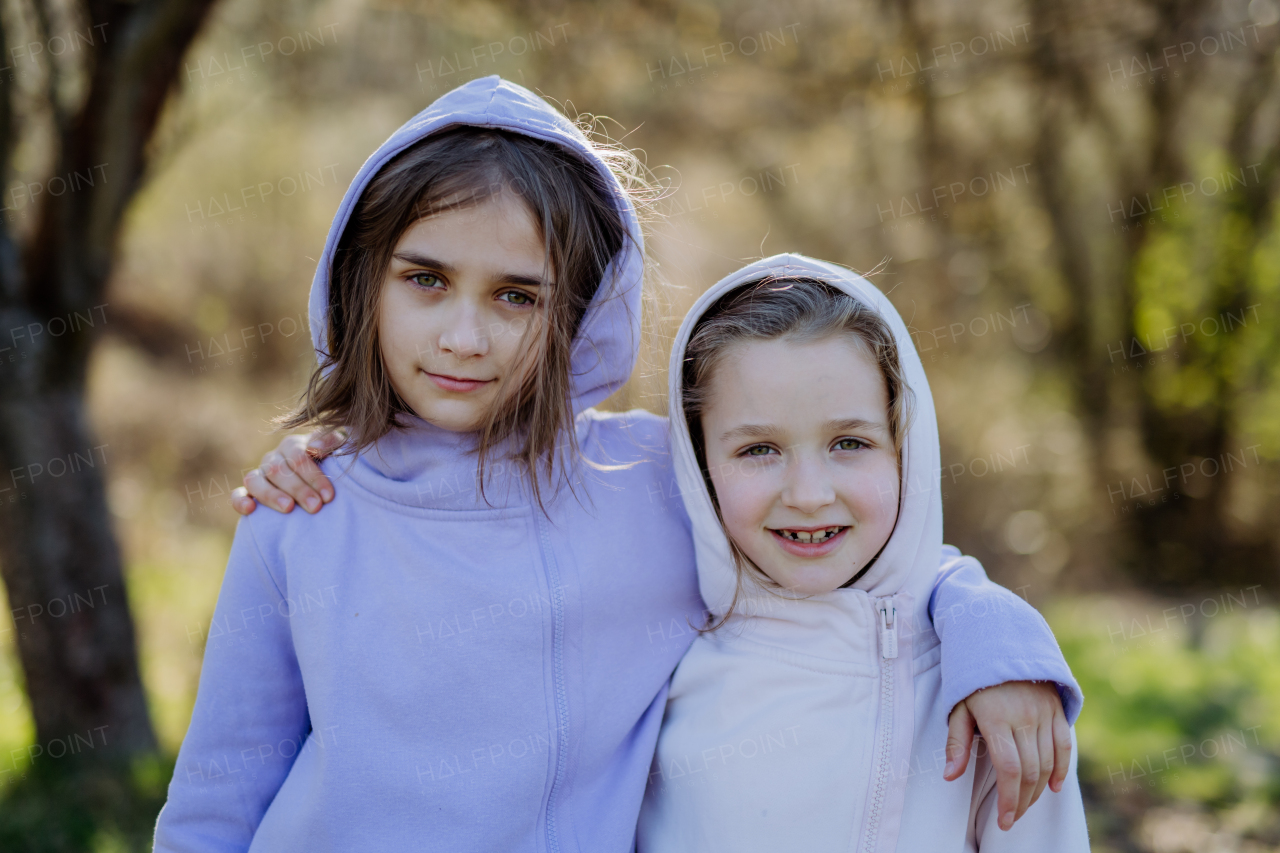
[230,430,344,516]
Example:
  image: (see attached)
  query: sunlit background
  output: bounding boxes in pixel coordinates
[0,0,1278,849]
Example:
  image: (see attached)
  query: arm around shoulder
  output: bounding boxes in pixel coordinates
[929,546,1083,725]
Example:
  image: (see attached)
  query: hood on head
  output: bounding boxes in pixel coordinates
[667,254,943,627]
[306,75,645,413]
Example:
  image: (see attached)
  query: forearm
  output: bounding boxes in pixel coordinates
[928,546,1082,724]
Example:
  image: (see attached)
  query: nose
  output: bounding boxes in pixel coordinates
[780,450,836,514]
[435,300,489,359]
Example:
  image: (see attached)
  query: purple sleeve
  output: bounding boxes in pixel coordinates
[153,518,310,852]
[927,545,1083,725]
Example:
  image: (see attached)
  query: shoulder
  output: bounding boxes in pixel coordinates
[239,488,301,544]
[576,407,672,462]
[218,509,294,605]
[237,489,334,591]
[935,544,988,584]
[237,500,292,573]
[573,408,690,528]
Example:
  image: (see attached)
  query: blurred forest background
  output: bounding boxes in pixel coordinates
[0,0,1276,849]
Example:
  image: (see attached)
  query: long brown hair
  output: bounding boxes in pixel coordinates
[680,276,916,626]
[280,126,645,509]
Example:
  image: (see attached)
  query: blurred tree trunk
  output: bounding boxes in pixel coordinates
[1024,0,1278,590]
[867,0,1277,590]
[1129,149,1279,588]
[0,0,218,758]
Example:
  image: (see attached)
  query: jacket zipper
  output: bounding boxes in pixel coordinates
[861,598,898,853]
[531,509,569,853]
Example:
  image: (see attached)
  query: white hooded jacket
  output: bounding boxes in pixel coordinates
[636,254,1089,852]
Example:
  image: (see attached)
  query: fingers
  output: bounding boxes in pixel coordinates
[307,429,345,459]
[282,434,336,508]
[1027,719,1054,810]
[234,433,341,516]
[262,448,319,511]
[1050,705,1072,793]
[985,722,1021,831]
[944,701,976,780]
[259,440,328,514]
[962,679,1071,826]
[1004,719,1042,825]
[230,486,257,516]
[243,466,296,514]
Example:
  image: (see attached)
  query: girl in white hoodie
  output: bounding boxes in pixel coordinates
[637,255,1090,852]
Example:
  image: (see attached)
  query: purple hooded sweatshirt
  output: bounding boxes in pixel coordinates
[152,76,1080,853]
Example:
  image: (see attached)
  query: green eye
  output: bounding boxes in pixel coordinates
[836,438,866,451]
[410,273,442,289]
[499,290,537,307]
[745,445,773,456]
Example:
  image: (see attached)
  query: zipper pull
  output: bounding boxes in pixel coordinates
[879,604,898,660]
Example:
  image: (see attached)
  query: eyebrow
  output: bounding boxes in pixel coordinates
[825,417,888,434]
[717,417,888,443]
[391,252,549,289]
[718,423,779,442]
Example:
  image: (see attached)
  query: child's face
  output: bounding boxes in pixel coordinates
[378,190,548,433]
[699,335,901,595]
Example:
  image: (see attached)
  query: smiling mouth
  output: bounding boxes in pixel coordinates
[771,526,848,544]
[423,370,494,393]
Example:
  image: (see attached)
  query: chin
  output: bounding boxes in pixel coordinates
[753,562,849,596]
[407,401,485,433]
[780,576,849,596]
[745,544,854,596]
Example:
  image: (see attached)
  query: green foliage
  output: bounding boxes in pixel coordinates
[1050,598,1280,811]
[1130,154,1280,436]
[0,0,1271,848]
[0,755,173,853]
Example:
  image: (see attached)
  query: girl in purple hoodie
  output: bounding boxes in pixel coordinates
[156,76,1079,852]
